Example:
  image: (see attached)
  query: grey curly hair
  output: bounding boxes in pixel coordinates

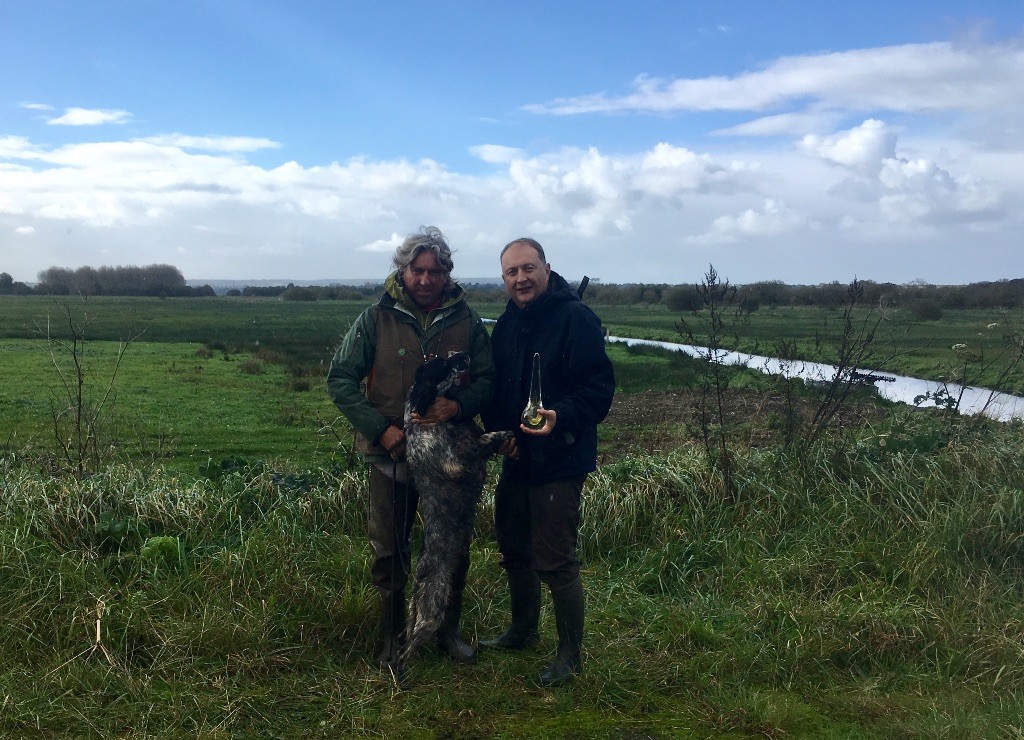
[393,226,455,275]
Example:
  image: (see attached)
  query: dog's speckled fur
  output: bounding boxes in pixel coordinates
[398,352,513,675]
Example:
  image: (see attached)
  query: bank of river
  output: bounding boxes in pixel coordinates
[609,335,1024,422]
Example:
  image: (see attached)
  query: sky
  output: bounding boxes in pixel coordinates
[2,1,1023,286]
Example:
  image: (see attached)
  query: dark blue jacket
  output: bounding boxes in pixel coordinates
[483,272,615,484]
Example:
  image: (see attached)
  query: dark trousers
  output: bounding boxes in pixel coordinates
[367,464,471,599]
[368,465,418,597]
[493,474,586,590]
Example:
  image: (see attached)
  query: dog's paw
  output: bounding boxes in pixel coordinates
[478,431,515,455]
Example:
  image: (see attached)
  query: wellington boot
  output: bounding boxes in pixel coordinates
[435,586,477,664]
[374,591,406,670]
[480,568,541,651]
[538,578,584,687]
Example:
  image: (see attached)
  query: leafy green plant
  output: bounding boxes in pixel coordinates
[139,535,184,572]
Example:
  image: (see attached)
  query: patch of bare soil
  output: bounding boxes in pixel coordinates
[602,388,890,454]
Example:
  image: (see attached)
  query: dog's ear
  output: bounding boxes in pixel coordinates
[409,358,447,414]
[408,375,435,415]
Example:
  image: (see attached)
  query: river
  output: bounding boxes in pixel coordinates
[607,336,1024,422]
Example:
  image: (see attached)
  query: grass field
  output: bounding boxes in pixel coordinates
[0,338,338,472]
[1,294,1023,737]
[3,423,1023,737]
[0,336,707,476]
[5,295,1023,393]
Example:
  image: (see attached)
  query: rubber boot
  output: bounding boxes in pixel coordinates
[435,589,477,664]
[435,561,476,664]
[538,578,584,687]
[375,590,406,670]
[480,568,541,650]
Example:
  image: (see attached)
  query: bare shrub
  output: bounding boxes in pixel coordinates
[238,358,264,375]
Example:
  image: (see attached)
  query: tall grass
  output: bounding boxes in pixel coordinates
[2,417,1023,737]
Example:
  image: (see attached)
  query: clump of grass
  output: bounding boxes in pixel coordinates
[237,358,264,375]
[2,416,1023,736]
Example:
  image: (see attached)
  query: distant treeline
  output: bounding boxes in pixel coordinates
[222,277,1024,315]
[578,278,1024,313]
[0,265,216,297]
[473,278,1024,314]
[5,265,1024,313]
[231,283,381,300]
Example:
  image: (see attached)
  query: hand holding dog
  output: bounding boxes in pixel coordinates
[497,437,519,460]
[379,425,406,461]
[409,397,460,425]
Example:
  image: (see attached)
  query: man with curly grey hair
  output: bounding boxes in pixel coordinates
[327,226,495,670]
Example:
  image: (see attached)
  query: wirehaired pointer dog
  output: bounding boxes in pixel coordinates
[397,352,512,677]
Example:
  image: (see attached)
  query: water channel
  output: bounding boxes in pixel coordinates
[607,335,1024,423]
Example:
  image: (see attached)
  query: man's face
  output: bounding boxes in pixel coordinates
[401,251,448,309]
[501,242,551,309]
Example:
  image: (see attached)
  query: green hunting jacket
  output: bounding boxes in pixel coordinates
[327,272,495,454]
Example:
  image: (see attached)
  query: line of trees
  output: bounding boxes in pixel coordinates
[462,278,1024,313]
[0,265,215,297]
[0,272,33,295]
[585,278,1024,314]
[5,265,1024,312]
[230,283,380,301]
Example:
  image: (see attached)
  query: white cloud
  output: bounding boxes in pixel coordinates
[636,143,759,196]
[713,109,844,137]
[498,144,760,237]
[800,119,897,174]
[469,144,524,164]
[0,136,40,159]
[47,107,132,126]
[358,233,403,253]
[15,225,36,235]
[0,113,1021,284]
[524,39,1024,116]
[688,199,808,244]
[878,157,1001,224]
[19,102,53,111]
[797,119,1004,226]
[142,134,281,152]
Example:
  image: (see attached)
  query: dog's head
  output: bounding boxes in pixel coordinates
[408,352,471,415]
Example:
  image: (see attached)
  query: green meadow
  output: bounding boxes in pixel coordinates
[5,295,1022,394]
[0,338,333,470]
[1,294,1023,738]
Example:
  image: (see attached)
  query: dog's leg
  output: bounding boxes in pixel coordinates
[440,449,464,479]
[398,494,460,675]
[476,431,515,457]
